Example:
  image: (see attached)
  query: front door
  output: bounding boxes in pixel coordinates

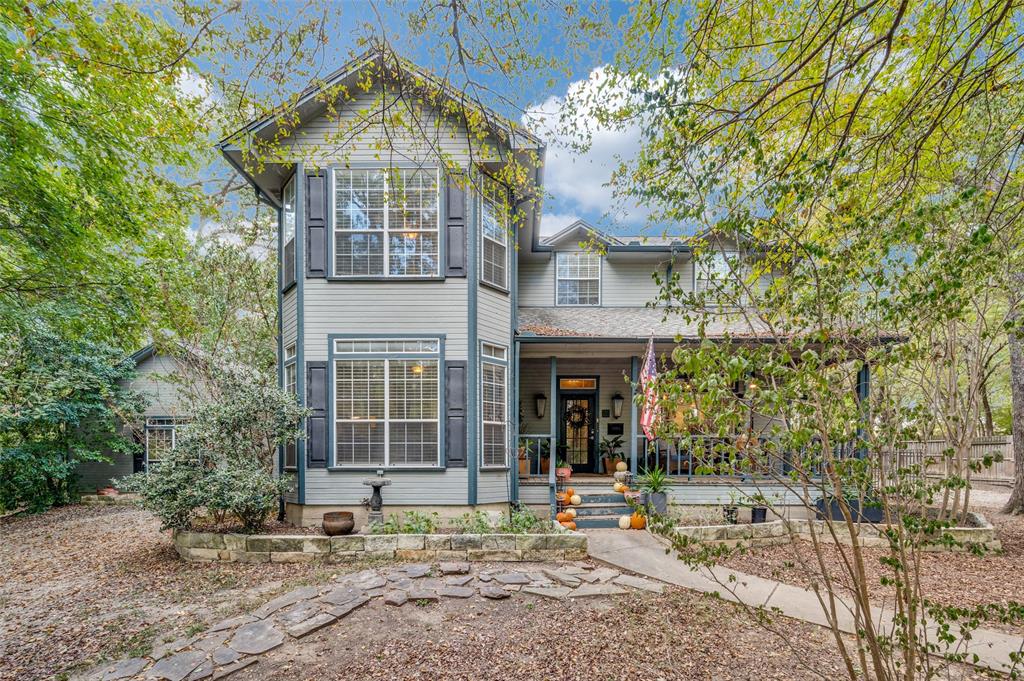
[559,392,597,473]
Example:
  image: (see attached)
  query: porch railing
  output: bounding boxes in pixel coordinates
[517,434,556,511]
[635,435,832,480]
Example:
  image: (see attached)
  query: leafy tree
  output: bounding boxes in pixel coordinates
[0,305,144,511]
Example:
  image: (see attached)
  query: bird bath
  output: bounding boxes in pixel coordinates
[362,477,392,526]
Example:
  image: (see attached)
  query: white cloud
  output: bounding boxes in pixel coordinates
[176,69,219,110]
[524,67,650,232]
[538,211,580,237]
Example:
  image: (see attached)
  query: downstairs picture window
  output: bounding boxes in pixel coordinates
[333,338,441,466]
[481,342,508,468]
[145,417,185,468]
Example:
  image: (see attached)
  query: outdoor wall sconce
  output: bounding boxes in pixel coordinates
[611,393,624,420]
[535,393,547,419]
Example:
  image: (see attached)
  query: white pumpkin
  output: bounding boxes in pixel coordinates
[613,481,625,493]
[569,494,582,506]
[618,515,632,530]
[565,507,577,519]
[615,461,628,472]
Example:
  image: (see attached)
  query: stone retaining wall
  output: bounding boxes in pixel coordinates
[173,530,588,563]
[672,512,1000,551]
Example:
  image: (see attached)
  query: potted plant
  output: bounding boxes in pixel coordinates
[599,435,625,474]
[539,439,551,474]
[517,444,529,478]
[639,467,670,516]
[555,458,572,480]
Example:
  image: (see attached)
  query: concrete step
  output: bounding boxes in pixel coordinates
[573,492,627,504]
[573,515,626,529]
[571,504,632,517]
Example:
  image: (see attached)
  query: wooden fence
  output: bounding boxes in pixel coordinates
[881,437,1016,485]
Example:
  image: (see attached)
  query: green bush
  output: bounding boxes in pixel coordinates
[117,363,303,531]
[370,510,440,534]
[453,510,493,533]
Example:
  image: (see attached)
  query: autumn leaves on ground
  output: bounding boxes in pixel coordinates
[1,498,1020,681]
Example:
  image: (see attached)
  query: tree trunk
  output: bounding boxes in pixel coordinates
[981,376,995,436]
[1003,321,1024,513]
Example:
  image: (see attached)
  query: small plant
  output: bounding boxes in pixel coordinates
[600,435,624,458]
[498,506,556,534]
[639,466,670,494]
[370,510,439,534]
[454,510,493,534]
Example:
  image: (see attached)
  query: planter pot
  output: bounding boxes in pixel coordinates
[518,458,530,477]
[815,497,885,523]
[646,492,668,516]
[322,511,355,536]
[751,507,768,524]
[540,458,551,474]
[97,487,118,496]
[555,467,572,480]
[723,506,739,525]
[602,458,613,475]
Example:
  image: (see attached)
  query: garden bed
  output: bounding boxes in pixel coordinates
[670,512,1000,551]
[173,530,588,563]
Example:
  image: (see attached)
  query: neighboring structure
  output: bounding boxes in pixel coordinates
[75,345,192,492]
[220,49,864,527]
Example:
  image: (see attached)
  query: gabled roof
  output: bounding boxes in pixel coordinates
[541,220,622,248]
[218,46,543,152]
[534,219,689,254]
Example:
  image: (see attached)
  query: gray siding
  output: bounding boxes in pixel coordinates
[304,469,469,505]
[477,470,510,504]
[282,287,297,349]
[133,354,190,418]
[477,287,511,349]
[283,86,500,165]
[76,453,133,493]
[518,259,554,306]
[303,279,469,361]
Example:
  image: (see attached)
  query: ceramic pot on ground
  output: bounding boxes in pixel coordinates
[751,507,768,523]
[322,511,355,536]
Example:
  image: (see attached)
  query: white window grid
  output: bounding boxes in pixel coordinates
[480,343,508,469]
[282,176,296,243]
[556,252,601,306]
[333,339,441,467]
[332,168,440,278]
[481,179,508,289]
[144,417,184,468]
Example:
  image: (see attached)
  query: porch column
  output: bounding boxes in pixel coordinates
[856,361,870,459]
[510,340,520,504]
[630,355,639,476]
[549,356,558,513]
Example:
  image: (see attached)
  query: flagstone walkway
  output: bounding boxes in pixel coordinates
[84,560,662,681]
[586,529,1024,675]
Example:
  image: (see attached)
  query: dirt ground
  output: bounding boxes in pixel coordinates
[723,490,1024,633]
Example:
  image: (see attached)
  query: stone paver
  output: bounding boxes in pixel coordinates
[583,567,620,584]
[286,613,337,638]
[325,595,370,618]
[494,572,530,585]
[440,561,471,574]
[208,615,256,633]
[571,582,628,598]
[147,650,207,681]
[252,586,319,618]
[402,564,432,578]
[211,647,240,666]
[210,658,257,680]
[228,620,285,655]
[613,573,664,593]
[542,568,582,587]
[384,591,408,606]
[186,659,213,681]
[438,585,475,598]
[321,586,365,606]
[480,585,511,599]
[522,585,572,599]
[444,574,473,586]
[99,657,148,680]
[278,600,321,626]
[407,588,439,602]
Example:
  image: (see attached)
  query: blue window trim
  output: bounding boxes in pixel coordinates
[295,162,306,504]
[283,350,298,471]
[479,339,510,471]
[326,162,447,281]
[478,177,511,295]
[280,168,298,293]
[466,172,479,504]
[326,333,447,472]
[276,199,285,477]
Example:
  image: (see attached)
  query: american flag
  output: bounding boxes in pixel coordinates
[639,337,659,440]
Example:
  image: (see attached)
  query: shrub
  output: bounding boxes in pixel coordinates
[370,510,440,535]
[453,510,494,534]
[117,363,303,531]
[498,506,556,534]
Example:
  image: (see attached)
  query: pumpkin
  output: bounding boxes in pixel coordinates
[555,492,568,504]
[556,511,572,523]
[569,494,582,506]
[560,520,577,530]
[618,515,632,530]
[615,461,628,472]
[630,512,646,530]
[564,487,575,498]
[613,482,625,493]
[565,508,577,519]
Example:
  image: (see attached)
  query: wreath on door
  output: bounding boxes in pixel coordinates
[566,404,589,429]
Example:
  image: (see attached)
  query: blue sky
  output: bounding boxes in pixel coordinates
[208,1,659,238]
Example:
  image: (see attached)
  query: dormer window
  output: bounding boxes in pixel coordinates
[333,168,440,278]
[556,252,601,306]
[282,176,296,287]
[696,250,739,296]
[480,179,508,290]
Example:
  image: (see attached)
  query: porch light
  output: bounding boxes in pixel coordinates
[535,393,547,419]
[611,393,624,420]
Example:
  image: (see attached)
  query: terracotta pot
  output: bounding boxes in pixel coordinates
[97,487,118,496]
[540,458,550,474]
[555,467,572,480]
[518,458,529,477]
[322,511,355,536]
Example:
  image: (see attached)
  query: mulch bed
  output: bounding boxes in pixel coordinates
[722,506,1024,633]
[0,505,339,681]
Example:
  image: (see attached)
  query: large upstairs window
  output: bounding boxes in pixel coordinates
[480,179,508,289]
[282,176,296,287]
[333,338,441,467]
[333,168,440,278]
[696,250,740,298]
[556,252,601,306]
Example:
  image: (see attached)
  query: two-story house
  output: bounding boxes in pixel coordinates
[219,49,853,527]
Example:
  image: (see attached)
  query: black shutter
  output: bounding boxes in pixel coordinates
[445,360,467,467]
[306,361,328,468]
[306,172,327,278]
[445,175,466,277]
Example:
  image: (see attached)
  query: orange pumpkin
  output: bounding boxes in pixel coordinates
[556,511,572,523]
[564,487,575,498]
[555,492,568,505]
[630,512,646,530]
[560,521,577,530]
